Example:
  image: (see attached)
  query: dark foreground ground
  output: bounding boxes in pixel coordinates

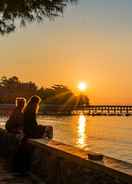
[0,158,45,184]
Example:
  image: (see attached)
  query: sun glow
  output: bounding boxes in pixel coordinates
[78,82,87,92]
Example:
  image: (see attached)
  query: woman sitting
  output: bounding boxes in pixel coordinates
[23,95,53,138]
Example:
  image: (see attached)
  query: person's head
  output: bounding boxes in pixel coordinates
[16,97,26,111]
[24,95,41,114]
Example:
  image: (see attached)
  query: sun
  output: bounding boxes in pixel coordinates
[78,82,87,92]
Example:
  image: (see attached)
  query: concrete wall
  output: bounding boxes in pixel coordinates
[30,139,132,184]
[0,128,131,184]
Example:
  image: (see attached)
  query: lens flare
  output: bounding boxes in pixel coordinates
[78,82,87,92]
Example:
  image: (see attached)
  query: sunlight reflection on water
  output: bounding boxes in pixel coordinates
[77,115,86,148]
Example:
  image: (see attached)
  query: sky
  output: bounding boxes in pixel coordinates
[0,0,132,104]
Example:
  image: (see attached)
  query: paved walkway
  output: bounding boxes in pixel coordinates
[0,158,45,184]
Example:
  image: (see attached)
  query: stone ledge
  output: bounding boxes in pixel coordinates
[29,139,132,184]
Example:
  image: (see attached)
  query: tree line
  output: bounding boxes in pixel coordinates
[0,76,89,113]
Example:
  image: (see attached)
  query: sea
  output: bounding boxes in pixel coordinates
[0,115,132,164]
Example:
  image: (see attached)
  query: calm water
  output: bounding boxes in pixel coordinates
[0,115,132,164]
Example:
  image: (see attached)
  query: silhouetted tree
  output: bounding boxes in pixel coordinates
[0,0,77,34]
[40,84,75,113]
[0,76,38,103]
[77,94,90,106]
[0,76,19,88]
[40,84,74,104]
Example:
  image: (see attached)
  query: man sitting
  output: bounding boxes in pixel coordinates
[5,97,26,137]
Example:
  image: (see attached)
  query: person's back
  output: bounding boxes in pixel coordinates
[23,95,53,139]
[23,95,41,138]
[6,108,23,133]
[23,111,38,137]
[6,97,26,134]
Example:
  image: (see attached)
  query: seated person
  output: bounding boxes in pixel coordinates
[23,95,53,139]
[5,97,26,135]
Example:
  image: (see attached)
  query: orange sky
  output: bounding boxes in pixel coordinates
[1,0,132,104]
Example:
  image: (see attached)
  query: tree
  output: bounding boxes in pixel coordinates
[0,76,8,87]
[77,94,90,106]
[40,84,90,113]
[0,76,19,88]
[40,84,75,113]
[0,76,38,103]
[40,84,74,104]
[0,0,77,35]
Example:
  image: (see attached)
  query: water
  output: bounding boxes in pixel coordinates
[1,115,132,164]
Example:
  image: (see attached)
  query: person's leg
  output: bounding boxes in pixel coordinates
[44,126,53,139]
[37,125,53,139]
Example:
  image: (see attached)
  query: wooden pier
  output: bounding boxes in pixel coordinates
[42,104,132,116]
[0,104,132,116]
[72,105,132,115]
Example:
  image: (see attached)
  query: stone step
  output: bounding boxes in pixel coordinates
[0,158,45,184]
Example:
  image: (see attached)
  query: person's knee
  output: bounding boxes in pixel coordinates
[45,126,53,139]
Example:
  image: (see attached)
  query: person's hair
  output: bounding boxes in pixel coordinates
[24,95,41,114]
[16,97,26,111]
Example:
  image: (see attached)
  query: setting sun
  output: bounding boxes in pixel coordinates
[78,82,87,92]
